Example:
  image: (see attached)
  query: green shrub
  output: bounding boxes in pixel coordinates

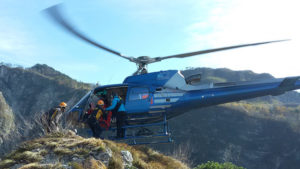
[194,161,245,169]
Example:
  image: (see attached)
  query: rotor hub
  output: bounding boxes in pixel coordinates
[137,56,152,63]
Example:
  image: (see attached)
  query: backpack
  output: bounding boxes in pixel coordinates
[99,111,112,130]
[87,108,99,125]
[47,108,58,121]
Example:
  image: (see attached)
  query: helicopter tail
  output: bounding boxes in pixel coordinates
[279,76,300,89]
[272,76,300,95]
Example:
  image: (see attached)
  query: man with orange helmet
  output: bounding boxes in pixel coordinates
[42,102,67,133]
[85,99,105,138]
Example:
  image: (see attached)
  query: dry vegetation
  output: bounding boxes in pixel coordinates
[222,101,300,132]
[104,139,189,169]
[0,130,189,169]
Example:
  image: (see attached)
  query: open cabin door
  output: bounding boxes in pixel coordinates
[125,87,150,113]
[93,86,128,106]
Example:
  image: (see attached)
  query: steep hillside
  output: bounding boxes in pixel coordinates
[0,64,91,157]
[182,67,273,83]
[0,92,15,145]
[0,64,90,117]
[152,105,300,169]
[0,130,188,169]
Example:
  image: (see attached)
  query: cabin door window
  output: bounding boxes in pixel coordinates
[129,87,149,101]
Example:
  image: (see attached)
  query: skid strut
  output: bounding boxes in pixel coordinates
[110,112,173,145]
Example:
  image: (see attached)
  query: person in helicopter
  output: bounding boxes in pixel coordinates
[42,102,67,133]
[98,101,112,130]
[105,93,126,138]
[85,100,105,138]
[96,90,109,105]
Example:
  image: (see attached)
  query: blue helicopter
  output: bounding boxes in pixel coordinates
[46,5,300,144]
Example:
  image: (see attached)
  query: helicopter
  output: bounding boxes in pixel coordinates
[45,5,300,144]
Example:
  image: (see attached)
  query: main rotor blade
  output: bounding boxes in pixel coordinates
[154,39,290,62]
[44,4,135,62]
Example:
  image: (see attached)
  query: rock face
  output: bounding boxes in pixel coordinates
[0,130,189,169]
[0,64,90,157]
[0,64,90,118]
[0,92,15,145]
[121,150,133,167]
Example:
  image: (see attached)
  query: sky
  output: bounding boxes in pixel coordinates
[0,0,299,85]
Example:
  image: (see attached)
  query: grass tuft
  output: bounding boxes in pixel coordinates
[108,156,123,169]
[11,151,43,163]
[53,147,73,156]
[70,162,84,169]
[18,162,65,169]
[45,132,65,138]
[83,157,107,169]
[0,159,16,168]
[132,160,148,169]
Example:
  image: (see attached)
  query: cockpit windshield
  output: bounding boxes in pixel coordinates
[70,91,92,112]
[65,91,92,127]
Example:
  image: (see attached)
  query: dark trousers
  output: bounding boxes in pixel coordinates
[88,120,102,138]
[116,111,126,138]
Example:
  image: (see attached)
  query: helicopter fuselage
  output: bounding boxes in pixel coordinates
[69,70,300,126]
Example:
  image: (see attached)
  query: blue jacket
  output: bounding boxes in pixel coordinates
[106,96,126,112]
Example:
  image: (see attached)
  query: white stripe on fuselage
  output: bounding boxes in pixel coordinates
[154,93,184,98]
[150,105,171,109]
[154,98,179,104]
[149,110,165,114]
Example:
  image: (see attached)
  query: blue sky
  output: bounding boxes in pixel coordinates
[0,0,299,85]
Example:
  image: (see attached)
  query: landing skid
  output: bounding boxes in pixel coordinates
[110,113,173,145]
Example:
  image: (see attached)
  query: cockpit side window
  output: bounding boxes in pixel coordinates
[129,87,149,101]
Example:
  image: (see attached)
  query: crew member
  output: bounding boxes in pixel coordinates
[43,102,67,133]
[105,93,126,138]
[86,100,105,138]
[99,104,112,130]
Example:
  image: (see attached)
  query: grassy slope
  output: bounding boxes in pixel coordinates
[0,131,189,169]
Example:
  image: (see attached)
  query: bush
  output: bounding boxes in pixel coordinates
[194,161,245,169]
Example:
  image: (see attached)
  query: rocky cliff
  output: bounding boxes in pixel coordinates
[0,64,91,157]
[0,92,15,146]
